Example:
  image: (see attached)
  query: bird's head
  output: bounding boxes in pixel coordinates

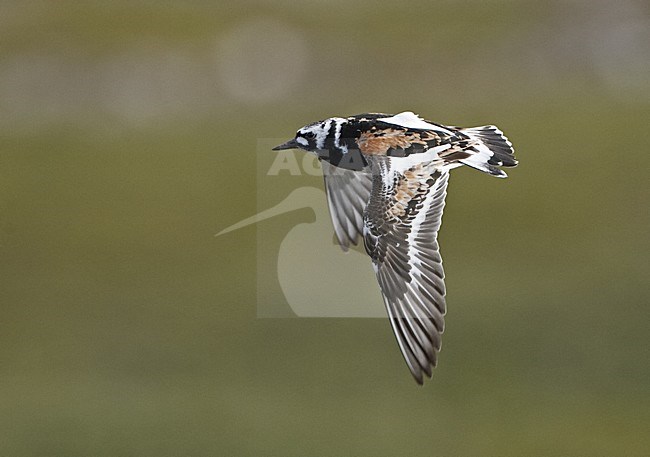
[273,118,338,153]
[273,117,367,171]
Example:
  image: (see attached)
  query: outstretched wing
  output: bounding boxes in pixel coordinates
[321,160,373,251]
[364,159,449,384]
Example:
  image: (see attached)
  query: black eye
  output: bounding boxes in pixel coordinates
[304,132,316,140]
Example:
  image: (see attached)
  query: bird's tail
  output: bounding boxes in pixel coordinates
[459,125,517,178]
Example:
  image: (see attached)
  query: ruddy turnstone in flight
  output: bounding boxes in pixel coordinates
[273,111,517,384]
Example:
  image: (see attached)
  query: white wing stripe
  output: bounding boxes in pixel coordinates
[379,111,454,135]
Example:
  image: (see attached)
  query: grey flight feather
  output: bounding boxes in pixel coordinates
[321,160,373,251]
[363,159,449,384]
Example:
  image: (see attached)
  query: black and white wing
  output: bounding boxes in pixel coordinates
[321,160,373,251]
[363,160,449,384]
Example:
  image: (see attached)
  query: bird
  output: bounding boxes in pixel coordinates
[273,111,517,384]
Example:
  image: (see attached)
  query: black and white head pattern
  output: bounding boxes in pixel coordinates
[294,117,369,170]
[295,117,349,154]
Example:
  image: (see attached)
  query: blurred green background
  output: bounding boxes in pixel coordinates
[1,1,649,456]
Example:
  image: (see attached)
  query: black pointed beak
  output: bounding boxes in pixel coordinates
[272,139,300,151]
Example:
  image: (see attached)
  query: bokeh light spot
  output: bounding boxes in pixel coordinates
[216,18,309,104]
